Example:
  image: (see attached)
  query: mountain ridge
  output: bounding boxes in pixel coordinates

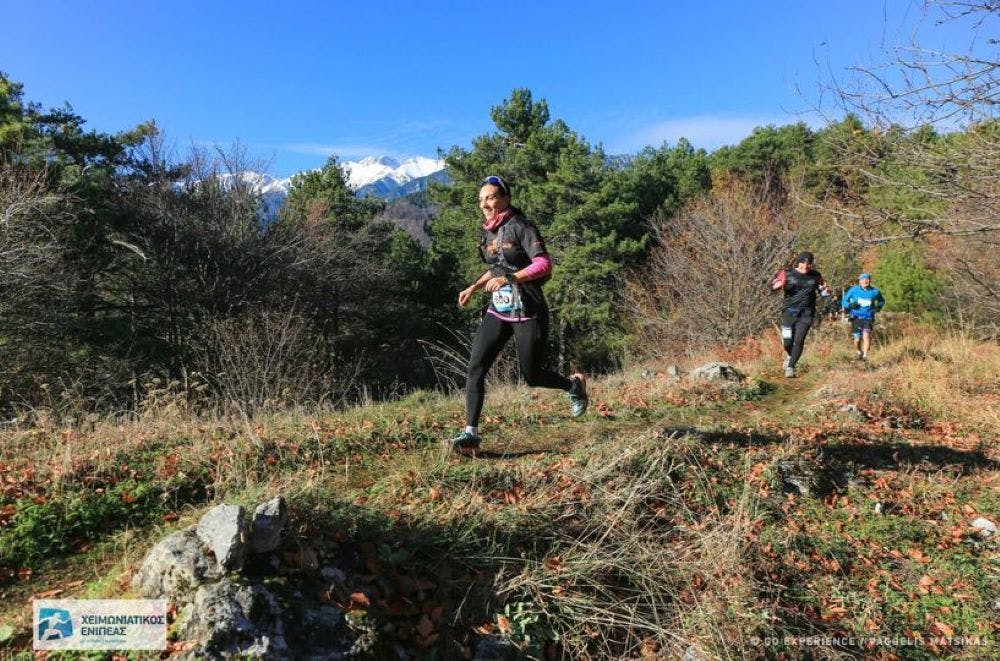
[234,156,447,205]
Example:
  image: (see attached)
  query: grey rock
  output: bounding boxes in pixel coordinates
[777,461,815,497]
[971,517,998,537]
[666,364,683,378]
[250,497,288,554]
[689,362,744,382]
[177,580,288,659]
[783,474,814,497]
[291,606,347,656]
[777,459,853,499]
[131,528,219,600]
[837,403,867,422]
[197,504,248,571]
[473,634,519,661]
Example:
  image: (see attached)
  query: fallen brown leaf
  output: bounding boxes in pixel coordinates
[348,592,370,609]
[496,615,511,635]
[416,615,434,638]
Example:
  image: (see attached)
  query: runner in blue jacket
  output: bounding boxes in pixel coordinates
[841,273,886,361]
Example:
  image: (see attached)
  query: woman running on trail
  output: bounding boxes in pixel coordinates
[770,251,831,378]
[841,272,885,361]
[448,175,588,453]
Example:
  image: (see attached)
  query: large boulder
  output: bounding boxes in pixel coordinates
[249,497,288,554]
[176,580,287,659]
[133,499,358,658]
[132,528,219,600]
[197,504,248,572]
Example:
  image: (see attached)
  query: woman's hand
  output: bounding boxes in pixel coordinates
[484,276,508,292]
[458,285,477,307]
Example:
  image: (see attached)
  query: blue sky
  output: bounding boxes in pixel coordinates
[1,1,978,176]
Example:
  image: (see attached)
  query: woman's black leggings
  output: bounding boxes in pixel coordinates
[465,312,572,426]
[781,311,814,368]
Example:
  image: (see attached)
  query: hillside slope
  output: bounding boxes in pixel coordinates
[0,320,997,658]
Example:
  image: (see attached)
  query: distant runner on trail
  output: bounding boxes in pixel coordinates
[448,175,588,454]
[770,251,831,378]
[841,272,885,361]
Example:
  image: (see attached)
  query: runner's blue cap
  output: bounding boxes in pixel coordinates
[859,273,871,280]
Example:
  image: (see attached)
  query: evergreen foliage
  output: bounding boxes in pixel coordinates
[285,156,384,229]
[872,242,945,315]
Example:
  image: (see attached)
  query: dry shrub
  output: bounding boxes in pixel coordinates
[928,233,1000,340]
[716,335,766,365]
[629,180,796,353]
[197,306,354,415]
[419,323,523,393]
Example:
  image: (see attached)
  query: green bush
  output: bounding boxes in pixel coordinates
[1,480,166,570]
[872,242,945,316]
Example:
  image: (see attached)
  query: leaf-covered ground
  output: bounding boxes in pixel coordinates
[0,320,997,659]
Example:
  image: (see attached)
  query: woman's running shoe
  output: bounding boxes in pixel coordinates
[446,431,481,453]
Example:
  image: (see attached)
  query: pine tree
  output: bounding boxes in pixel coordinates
[284,156,384,228]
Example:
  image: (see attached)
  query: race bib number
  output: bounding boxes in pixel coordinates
[781,326,793,340]
[492,285,517,313]
[858,299,872,307]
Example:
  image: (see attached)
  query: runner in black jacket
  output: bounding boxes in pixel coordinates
[770,251,831,377]
[447,176,588,453]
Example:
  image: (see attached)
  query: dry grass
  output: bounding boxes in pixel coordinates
[882,330,1000,435]
[481,433,763,659]
[805,321,1000,438]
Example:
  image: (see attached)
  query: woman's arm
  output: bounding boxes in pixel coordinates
[508,255,552,283]
[458,269,496,307]
[481,254,551,294]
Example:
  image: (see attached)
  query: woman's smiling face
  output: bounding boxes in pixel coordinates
[478,183,509,223]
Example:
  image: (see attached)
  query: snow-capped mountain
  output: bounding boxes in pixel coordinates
[210,171,294,217]
[215,171,290,196]
[343,156,444,192]
[208,156,446,218]
[232,156,446,204]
